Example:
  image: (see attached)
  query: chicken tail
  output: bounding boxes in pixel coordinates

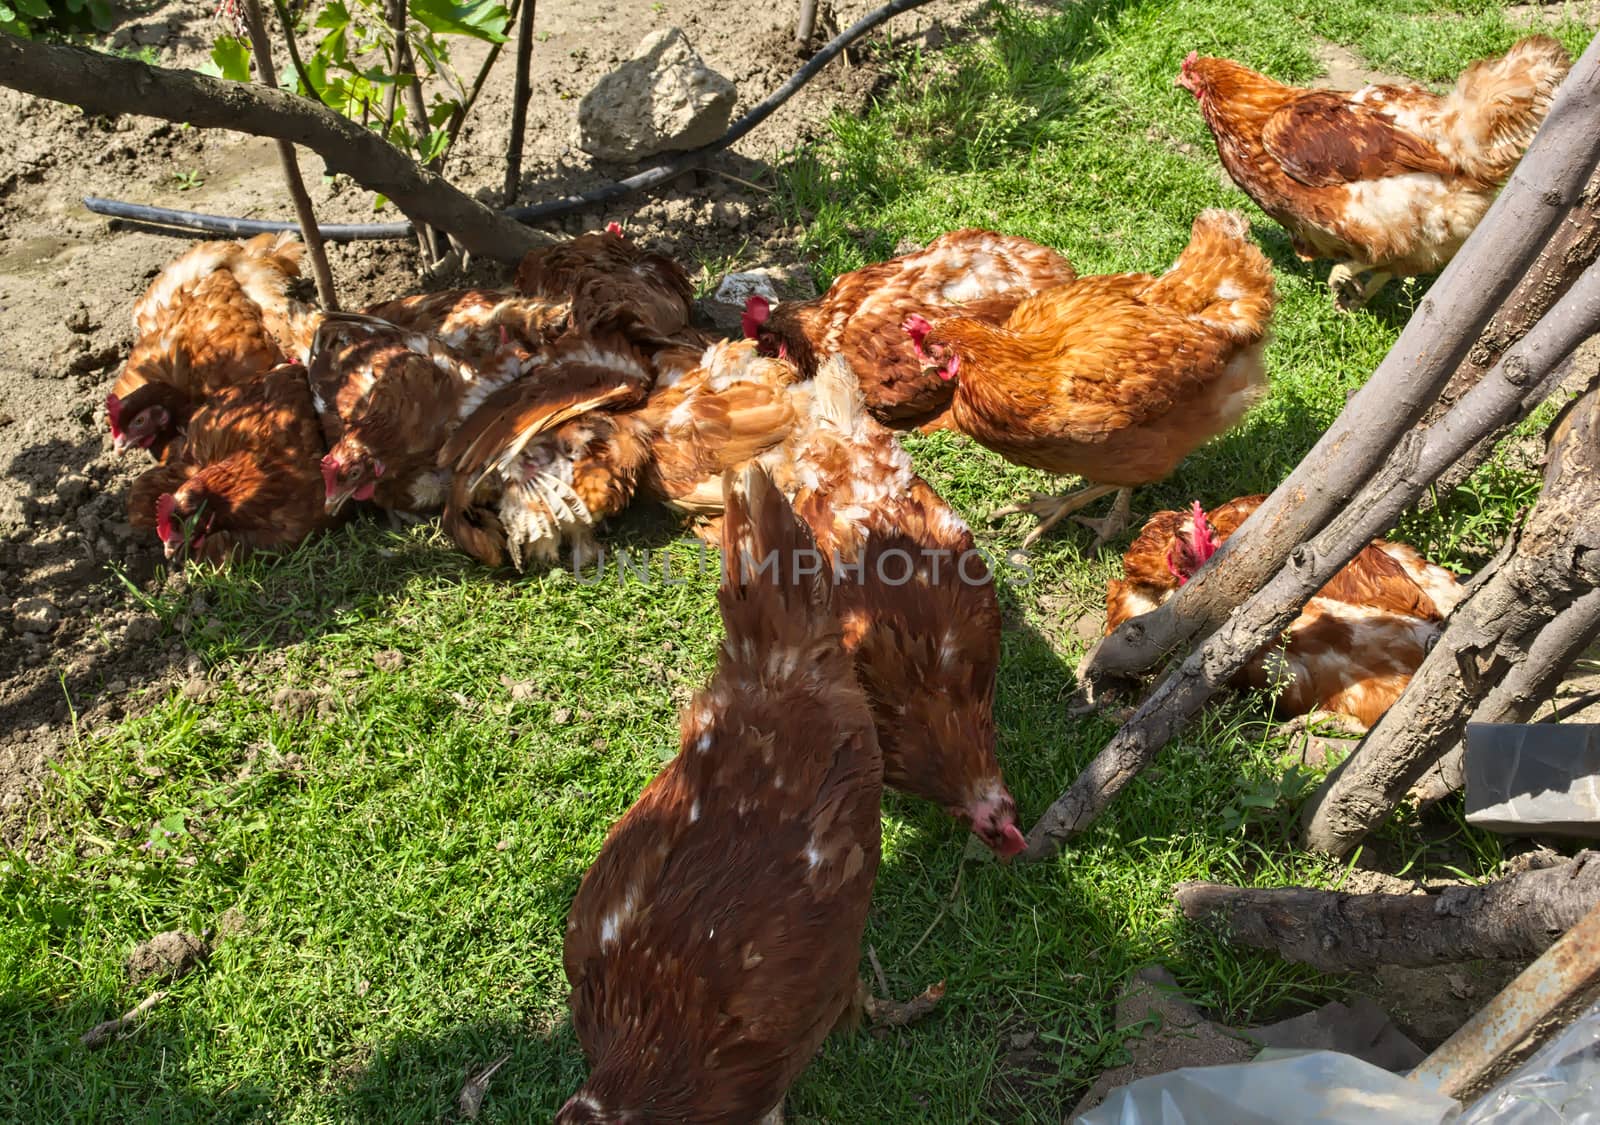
[717,464,835,651]
[810,353,870,433]
[1441,34,1570,184]
[1143,208,1276,342]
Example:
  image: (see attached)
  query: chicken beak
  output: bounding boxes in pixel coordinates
[325,489,352,516]
[113,433,132,454]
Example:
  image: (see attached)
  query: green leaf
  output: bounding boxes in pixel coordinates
[314,0,351,32]
[372,194,389,211]
[202,35,254,83]
[14,0,49,17]
[408,0,508,43]
[427,98,456,128]
[418,129,451,163]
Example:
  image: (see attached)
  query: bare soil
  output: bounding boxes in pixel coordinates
[0,0,974,841]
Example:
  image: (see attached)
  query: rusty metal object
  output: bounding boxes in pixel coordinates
[1411,895,1600,1099]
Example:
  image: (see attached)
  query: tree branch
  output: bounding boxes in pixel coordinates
[0,35,552,261]
[1076,35,1600,698]
[503,0,538,203]
[1174,851,1600,972]
[1025,268,1600,860]
[1302,370,1600,856]
[241,0,338,309]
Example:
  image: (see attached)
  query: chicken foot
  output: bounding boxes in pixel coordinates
[1328,263,1393,313]
[990,483,1117,549]
[1072,487,1134,547]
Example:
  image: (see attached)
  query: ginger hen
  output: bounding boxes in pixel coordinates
[558,465,882,1124]
[129,363,333,564]
[908,209,1276,547]
[1107,495,1465,728]
[755,356,1023,857]
[1178,36,1569,310]
[743,229,1077,428]
[110,232,317,459]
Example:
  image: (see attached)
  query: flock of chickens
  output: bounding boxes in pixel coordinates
[97,35,1570,1120]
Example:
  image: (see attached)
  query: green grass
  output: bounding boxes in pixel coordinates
[4,1,1591,1120]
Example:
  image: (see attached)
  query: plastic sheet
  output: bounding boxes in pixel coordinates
[1460,998,1600,1124]
[1076,1000,1600,1124]
[1075,1050,1460,1124]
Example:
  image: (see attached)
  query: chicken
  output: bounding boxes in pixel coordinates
[514,222,695,347]
[1107,495,1466,728]
[109,232,318,459]
[742,229,1078,428]
[436,331,662,569]
[558,465,882,1124]
[308,312,531,516]
[127,363,333,564]
[1178,36,1570,310]
[906,208,1276,547]
[358,287,571,364]
[742,356,1023,855]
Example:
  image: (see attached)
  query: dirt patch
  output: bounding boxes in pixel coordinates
[0,0,982,845]
[1309,39,1416,91]
[126,928,209,985]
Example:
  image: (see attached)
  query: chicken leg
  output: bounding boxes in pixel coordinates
[1329,263,1393,313]
[990,483,1117,549]
[1072,487,1134,547]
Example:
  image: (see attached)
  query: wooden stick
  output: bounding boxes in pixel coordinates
[503,0,538,203]
[80,990,168,1049]
[1175,851,1600,972]
[241,0,338,309]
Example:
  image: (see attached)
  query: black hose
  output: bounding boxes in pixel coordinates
[82,0,935,242]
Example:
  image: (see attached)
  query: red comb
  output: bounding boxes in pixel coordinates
[155,493,178,543]
[1189,501,1219,559]
[320,453,340,498]
[998,823,1027,858]
[605,221,623,237]
[741,295,771,339]
[106,393,124,437]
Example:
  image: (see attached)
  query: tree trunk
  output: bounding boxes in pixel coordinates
[1414,583,1600,808]
[1423,169,1600,501]
[1174,851,1600,972]
[240,0,338,309]
[1075,35,1600,701]
[1302,373,1600,856]
[0,35,552,262]
[503,0,538,203]
[1025,274,1600,861]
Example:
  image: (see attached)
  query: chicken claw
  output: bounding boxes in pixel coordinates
[1072,487,1134,547]
[1329,263,1392,313]
[990,483,1117,548]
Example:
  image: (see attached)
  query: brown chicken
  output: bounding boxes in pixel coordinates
[436,331,662,568]
[515,222,695,347]
[308,312,532,516]
[358,287,571,364]
[1107,495,1465,728]
[908,209,1276,547]
[128,363,333,564]
[742,229,1078,428]
[1178,36,1569,310]
[754,356,1022,856]
[109,232,317,459]
[558,465,882,1124]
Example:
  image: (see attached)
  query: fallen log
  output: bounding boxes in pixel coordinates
[0,34,551,261]
[1025,273,1600,860]
[1302,371,1600,857]
[1175,851,1600,973]
[1074,33,1600,701]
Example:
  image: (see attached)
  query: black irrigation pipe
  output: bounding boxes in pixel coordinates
[83,0,934,242]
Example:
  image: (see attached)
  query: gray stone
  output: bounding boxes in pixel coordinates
[576,29,735,162]
[13,597,59,634]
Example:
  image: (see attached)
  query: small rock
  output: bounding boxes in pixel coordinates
[180,676,212,702]
[124,616,161,645]
[552,706,574,725]
[576,28,736,161]
[126,930,207,984]
[372,649,404,672]
[66,303,96,333]
[56,473,92,505]
[496,838,512,851]
[13,597,60,634]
